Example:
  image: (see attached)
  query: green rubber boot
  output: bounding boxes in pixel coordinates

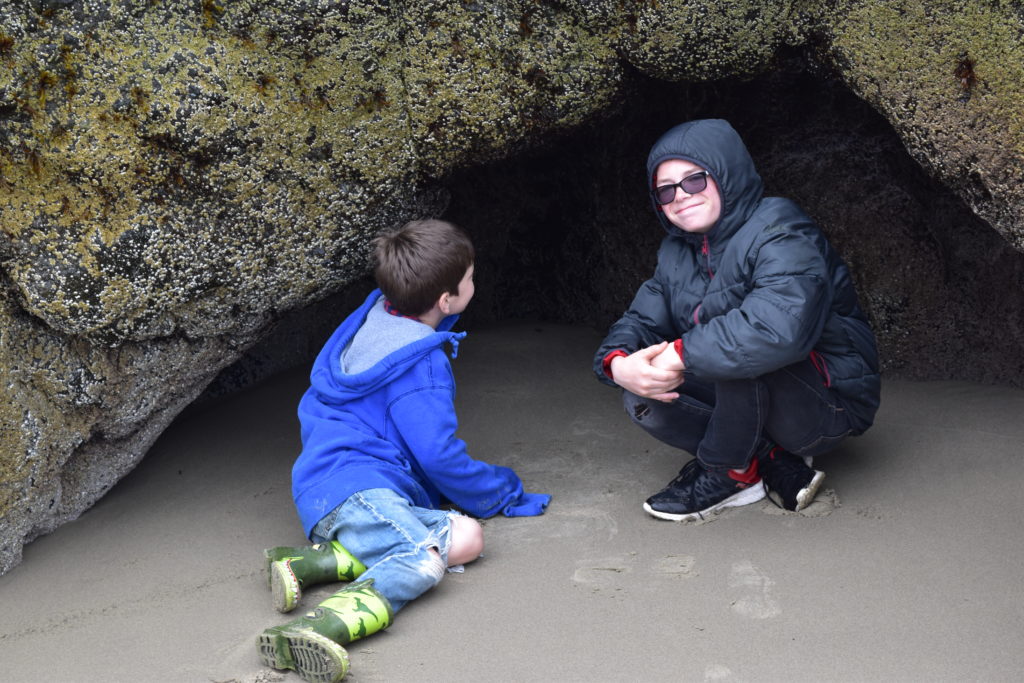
[263,541,367,613]
[257,578,394,683]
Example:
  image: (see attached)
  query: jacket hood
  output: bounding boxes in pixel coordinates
[309,289,464,405]
[646,119,764,243]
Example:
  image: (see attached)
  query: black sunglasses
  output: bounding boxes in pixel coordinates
[652,171,709,205]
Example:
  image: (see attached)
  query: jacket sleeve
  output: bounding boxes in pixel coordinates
[593,247,680,385]
[389,379,524,519]
[682,231,832,380]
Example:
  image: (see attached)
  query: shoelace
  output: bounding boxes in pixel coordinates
[666,458,702,488]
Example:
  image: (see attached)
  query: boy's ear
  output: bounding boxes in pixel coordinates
[437,291,452,315]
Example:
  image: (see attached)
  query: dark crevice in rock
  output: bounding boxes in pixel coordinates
[451,54,1024,386]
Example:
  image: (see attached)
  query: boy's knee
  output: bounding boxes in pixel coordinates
[448,515,484,566]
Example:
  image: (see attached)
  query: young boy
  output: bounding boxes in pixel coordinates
[258,219,550,682]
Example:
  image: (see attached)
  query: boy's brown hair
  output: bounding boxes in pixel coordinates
[372,219,475,316]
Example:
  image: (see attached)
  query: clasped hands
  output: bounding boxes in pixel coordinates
[609,341,684,402]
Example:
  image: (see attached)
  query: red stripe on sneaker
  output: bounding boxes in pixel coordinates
[728,457,760,486]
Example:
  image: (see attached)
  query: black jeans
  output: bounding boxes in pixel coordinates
[622,358,854,471]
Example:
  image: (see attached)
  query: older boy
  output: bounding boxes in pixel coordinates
[594,119,880,522]
[259,219,550,683]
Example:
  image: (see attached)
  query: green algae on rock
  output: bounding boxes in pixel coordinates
[822,0,1024,251]
[620,0,799,82]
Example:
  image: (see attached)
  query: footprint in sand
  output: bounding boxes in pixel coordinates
[728,560,780,619]
[651,554,698,578]
[569,416,617,439]
[854,503,889,521]
[572,555,634,587]
[704,664,743,681]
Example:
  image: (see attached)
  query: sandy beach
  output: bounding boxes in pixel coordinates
[2,321,1023,682]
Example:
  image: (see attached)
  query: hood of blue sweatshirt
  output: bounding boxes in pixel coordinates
[309,291,464,407]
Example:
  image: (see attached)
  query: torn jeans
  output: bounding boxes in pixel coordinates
[622,358,854,471]
[310,488,456,612]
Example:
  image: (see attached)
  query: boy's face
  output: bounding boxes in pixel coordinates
[655,159,722,234]
[445,264,475,315]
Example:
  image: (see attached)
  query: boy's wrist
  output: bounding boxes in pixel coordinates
[602,350,629,378]
[650,339,684,371]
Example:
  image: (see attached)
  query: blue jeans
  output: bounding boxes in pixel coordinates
[623,358,854,471]
[310,488,457,613]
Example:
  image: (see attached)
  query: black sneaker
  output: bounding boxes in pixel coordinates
[759,447,825,511]
[643,457,765,522]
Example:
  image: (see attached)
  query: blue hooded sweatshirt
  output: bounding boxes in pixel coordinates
[292,289,526,537]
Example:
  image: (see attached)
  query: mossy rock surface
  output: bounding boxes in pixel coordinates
[822,0,1024,250]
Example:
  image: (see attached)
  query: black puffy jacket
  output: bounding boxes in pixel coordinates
[594,119,880,433]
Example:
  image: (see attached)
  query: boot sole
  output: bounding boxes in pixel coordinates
[264,547,289,587]
[257,627,350,683]
[643,484,766,522]
[794,470,826,511]
[270,560,301,613]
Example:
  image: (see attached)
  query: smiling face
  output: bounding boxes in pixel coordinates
[655,159,722,234]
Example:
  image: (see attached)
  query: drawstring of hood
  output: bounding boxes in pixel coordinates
[448,331,466,359]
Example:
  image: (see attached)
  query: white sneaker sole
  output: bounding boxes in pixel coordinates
[794,470,826,511]
[643,484,766,522]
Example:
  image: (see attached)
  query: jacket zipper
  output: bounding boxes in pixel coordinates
[693,236,713,326]
[702,235,714,279]
[809,350,832,387]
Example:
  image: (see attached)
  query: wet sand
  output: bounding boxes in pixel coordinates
[2,322,1023,682]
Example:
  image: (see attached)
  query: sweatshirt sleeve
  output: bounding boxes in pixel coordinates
[388,382,524,518]
[593,251,680,384]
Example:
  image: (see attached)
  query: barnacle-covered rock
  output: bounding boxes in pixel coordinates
[0,0,625,574]
[820,0,1024,250]
[617,0,798,82]
[400,0,624,175]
